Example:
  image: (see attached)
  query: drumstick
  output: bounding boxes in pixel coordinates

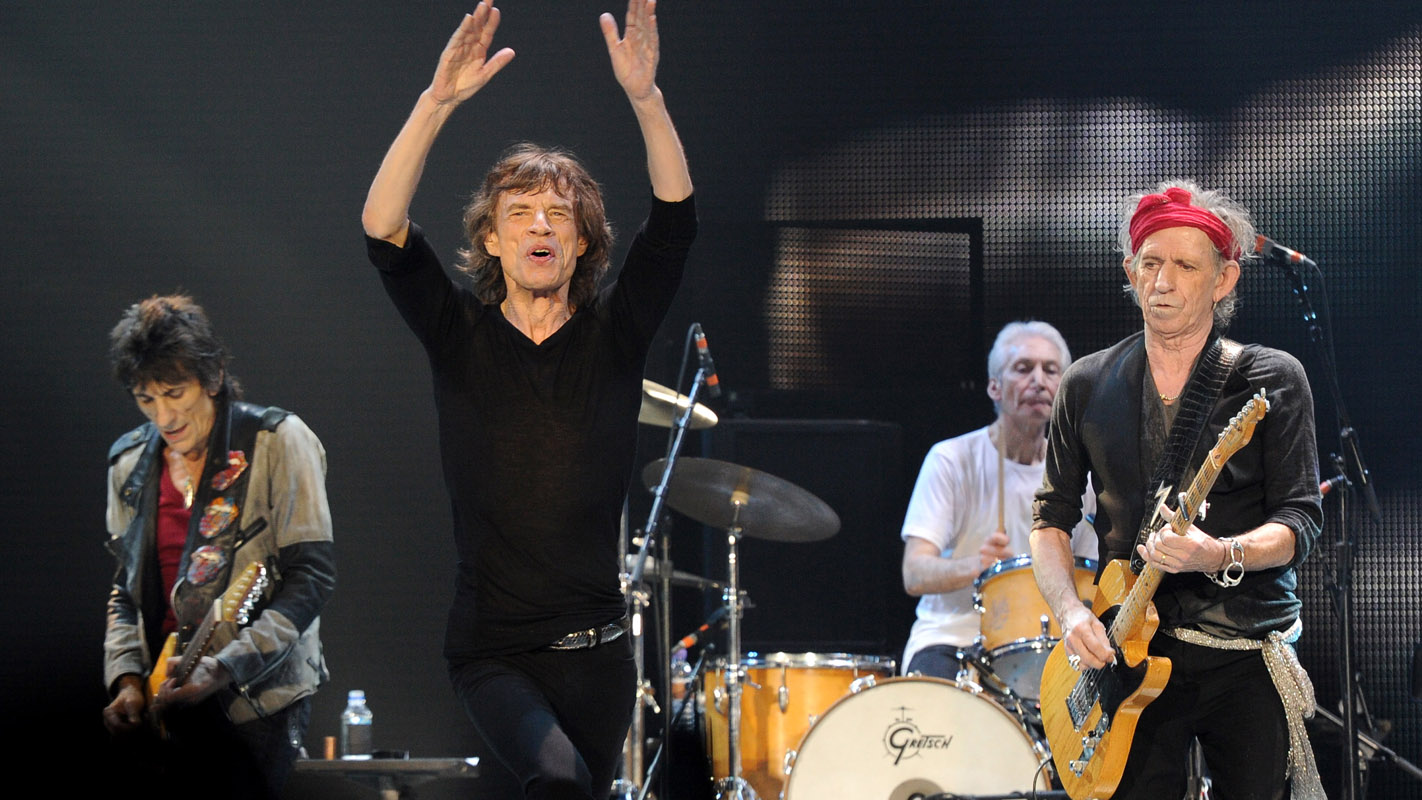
[996,422,1005,533]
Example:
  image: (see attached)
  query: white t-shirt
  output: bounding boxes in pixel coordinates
[900,426,1097,671]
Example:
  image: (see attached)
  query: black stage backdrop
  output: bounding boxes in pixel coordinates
[3,2,1420,798]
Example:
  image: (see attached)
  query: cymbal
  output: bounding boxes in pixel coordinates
[642,457,840,542]
[639,379,718,430]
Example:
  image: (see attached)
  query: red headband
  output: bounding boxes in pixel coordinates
[1128,187,1240,260]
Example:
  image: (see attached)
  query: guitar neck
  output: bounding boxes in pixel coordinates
[172,597,223,686]
[1108,450,1226,647]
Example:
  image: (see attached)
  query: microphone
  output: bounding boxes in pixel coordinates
[675,606,730,650]
[1254,235,1318,271]
[1320,474,1348,497]
[692,323,722,398]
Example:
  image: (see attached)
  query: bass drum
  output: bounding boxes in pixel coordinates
[782,677,1050,800]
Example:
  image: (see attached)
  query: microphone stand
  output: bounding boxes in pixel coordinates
[627,362,713,800]
[1268,247,1381,800]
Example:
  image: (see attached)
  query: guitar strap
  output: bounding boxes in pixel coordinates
[170,401,289,634]
[1130,335,1242,573]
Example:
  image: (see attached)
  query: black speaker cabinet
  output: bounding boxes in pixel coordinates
[697,419,912,660]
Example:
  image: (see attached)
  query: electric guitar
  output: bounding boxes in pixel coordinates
[1039,389,1269,800]
[146,561,268,727]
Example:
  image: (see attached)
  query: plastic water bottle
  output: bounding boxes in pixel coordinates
[340,689,374,758]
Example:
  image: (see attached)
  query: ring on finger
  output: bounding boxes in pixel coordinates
[1067,653,1082,670]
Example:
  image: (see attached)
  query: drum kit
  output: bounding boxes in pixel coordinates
[624,377,1088,800]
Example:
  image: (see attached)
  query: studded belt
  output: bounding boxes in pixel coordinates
[546,617,630,651]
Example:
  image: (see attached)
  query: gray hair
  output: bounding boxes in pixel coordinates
[987,320,1071,413]
[1117,179,1256,329]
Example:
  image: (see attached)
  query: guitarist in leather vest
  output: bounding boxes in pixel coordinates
[100,295,336,799]
[1030,182,1324,799]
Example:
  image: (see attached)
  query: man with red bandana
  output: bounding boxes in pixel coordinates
[360,2,694,798]
[1031,181,1324,798]
[900,321,1097,681]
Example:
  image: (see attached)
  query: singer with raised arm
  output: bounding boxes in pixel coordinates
[360,2,695,797]
[1030,180,1324,799]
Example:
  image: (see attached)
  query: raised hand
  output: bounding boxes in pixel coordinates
[430,2,517,107]
[600,0,660,102]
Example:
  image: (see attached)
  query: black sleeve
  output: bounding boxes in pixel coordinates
[265,540,336,634]
[602,195,698,351]
[1035,359,1092,533]
[1251,348,1323,566]
[367,222,480,354]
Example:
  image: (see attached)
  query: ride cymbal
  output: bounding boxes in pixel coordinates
[642,457,839,542]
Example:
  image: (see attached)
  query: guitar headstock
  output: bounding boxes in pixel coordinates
[218,562,269,625]
[1209,388,1269,465]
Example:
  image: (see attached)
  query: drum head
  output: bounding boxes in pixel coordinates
[782,677,1048,799]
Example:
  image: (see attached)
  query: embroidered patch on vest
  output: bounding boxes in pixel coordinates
[210,450,249,491]
[186,545,227,586]
[199,497,238,539]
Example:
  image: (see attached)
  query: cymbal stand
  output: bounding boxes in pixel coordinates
[715,493,759,800]
[612,576,657,800]
[628,365,713,798]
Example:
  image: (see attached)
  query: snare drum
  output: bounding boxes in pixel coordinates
[973,555,1097,700]
[701,652,895,800]
[782,676,1050,799]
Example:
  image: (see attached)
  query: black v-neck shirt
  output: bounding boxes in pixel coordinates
[368,197,696,658]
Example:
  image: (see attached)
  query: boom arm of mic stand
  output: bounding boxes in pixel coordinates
[1341,426,1383,523]
[629,367,711,585]
[1280,256,1380,521]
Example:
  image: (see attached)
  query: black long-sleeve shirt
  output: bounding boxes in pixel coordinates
[367,196,696,658]
[1033,331,1322,639]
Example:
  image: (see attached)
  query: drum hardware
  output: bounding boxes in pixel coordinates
[638,378,719,430]
[613,568,657,800]
[639,457,841,800]
[972,555,1098,702]
[618,344,720,800]
[623,551,725,593]
[780,677,1053,799]
[640,458,841,544]
[701,653,896,800]
[719,502,756,799]
[848,673,878,694]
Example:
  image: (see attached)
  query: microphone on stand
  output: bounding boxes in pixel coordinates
[691,323,722,398]
[1254,235,1318,272]
[1320,474,1349,496]
[675,606,730,651]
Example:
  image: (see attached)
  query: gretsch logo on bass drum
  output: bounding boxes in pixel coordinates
[883,704,953,765]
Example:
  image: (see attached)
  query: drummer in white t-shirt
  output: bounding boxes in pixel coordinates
[900,321,1097,686]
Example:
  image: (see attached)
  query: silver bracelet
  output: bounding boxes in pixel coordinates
[1208,536,1245,587]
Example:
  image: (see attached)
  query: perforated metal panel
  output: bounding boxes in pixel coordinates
[765,223,979,392]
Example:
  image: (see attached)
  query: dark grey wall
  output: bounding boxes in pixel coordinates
[4,2,1420,798]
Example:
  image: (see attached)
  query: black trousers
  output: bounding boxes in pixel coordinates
[107,695,309,800]
[449,636,637,800]
[1114,634,1291,800]
[904,643,972,679]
